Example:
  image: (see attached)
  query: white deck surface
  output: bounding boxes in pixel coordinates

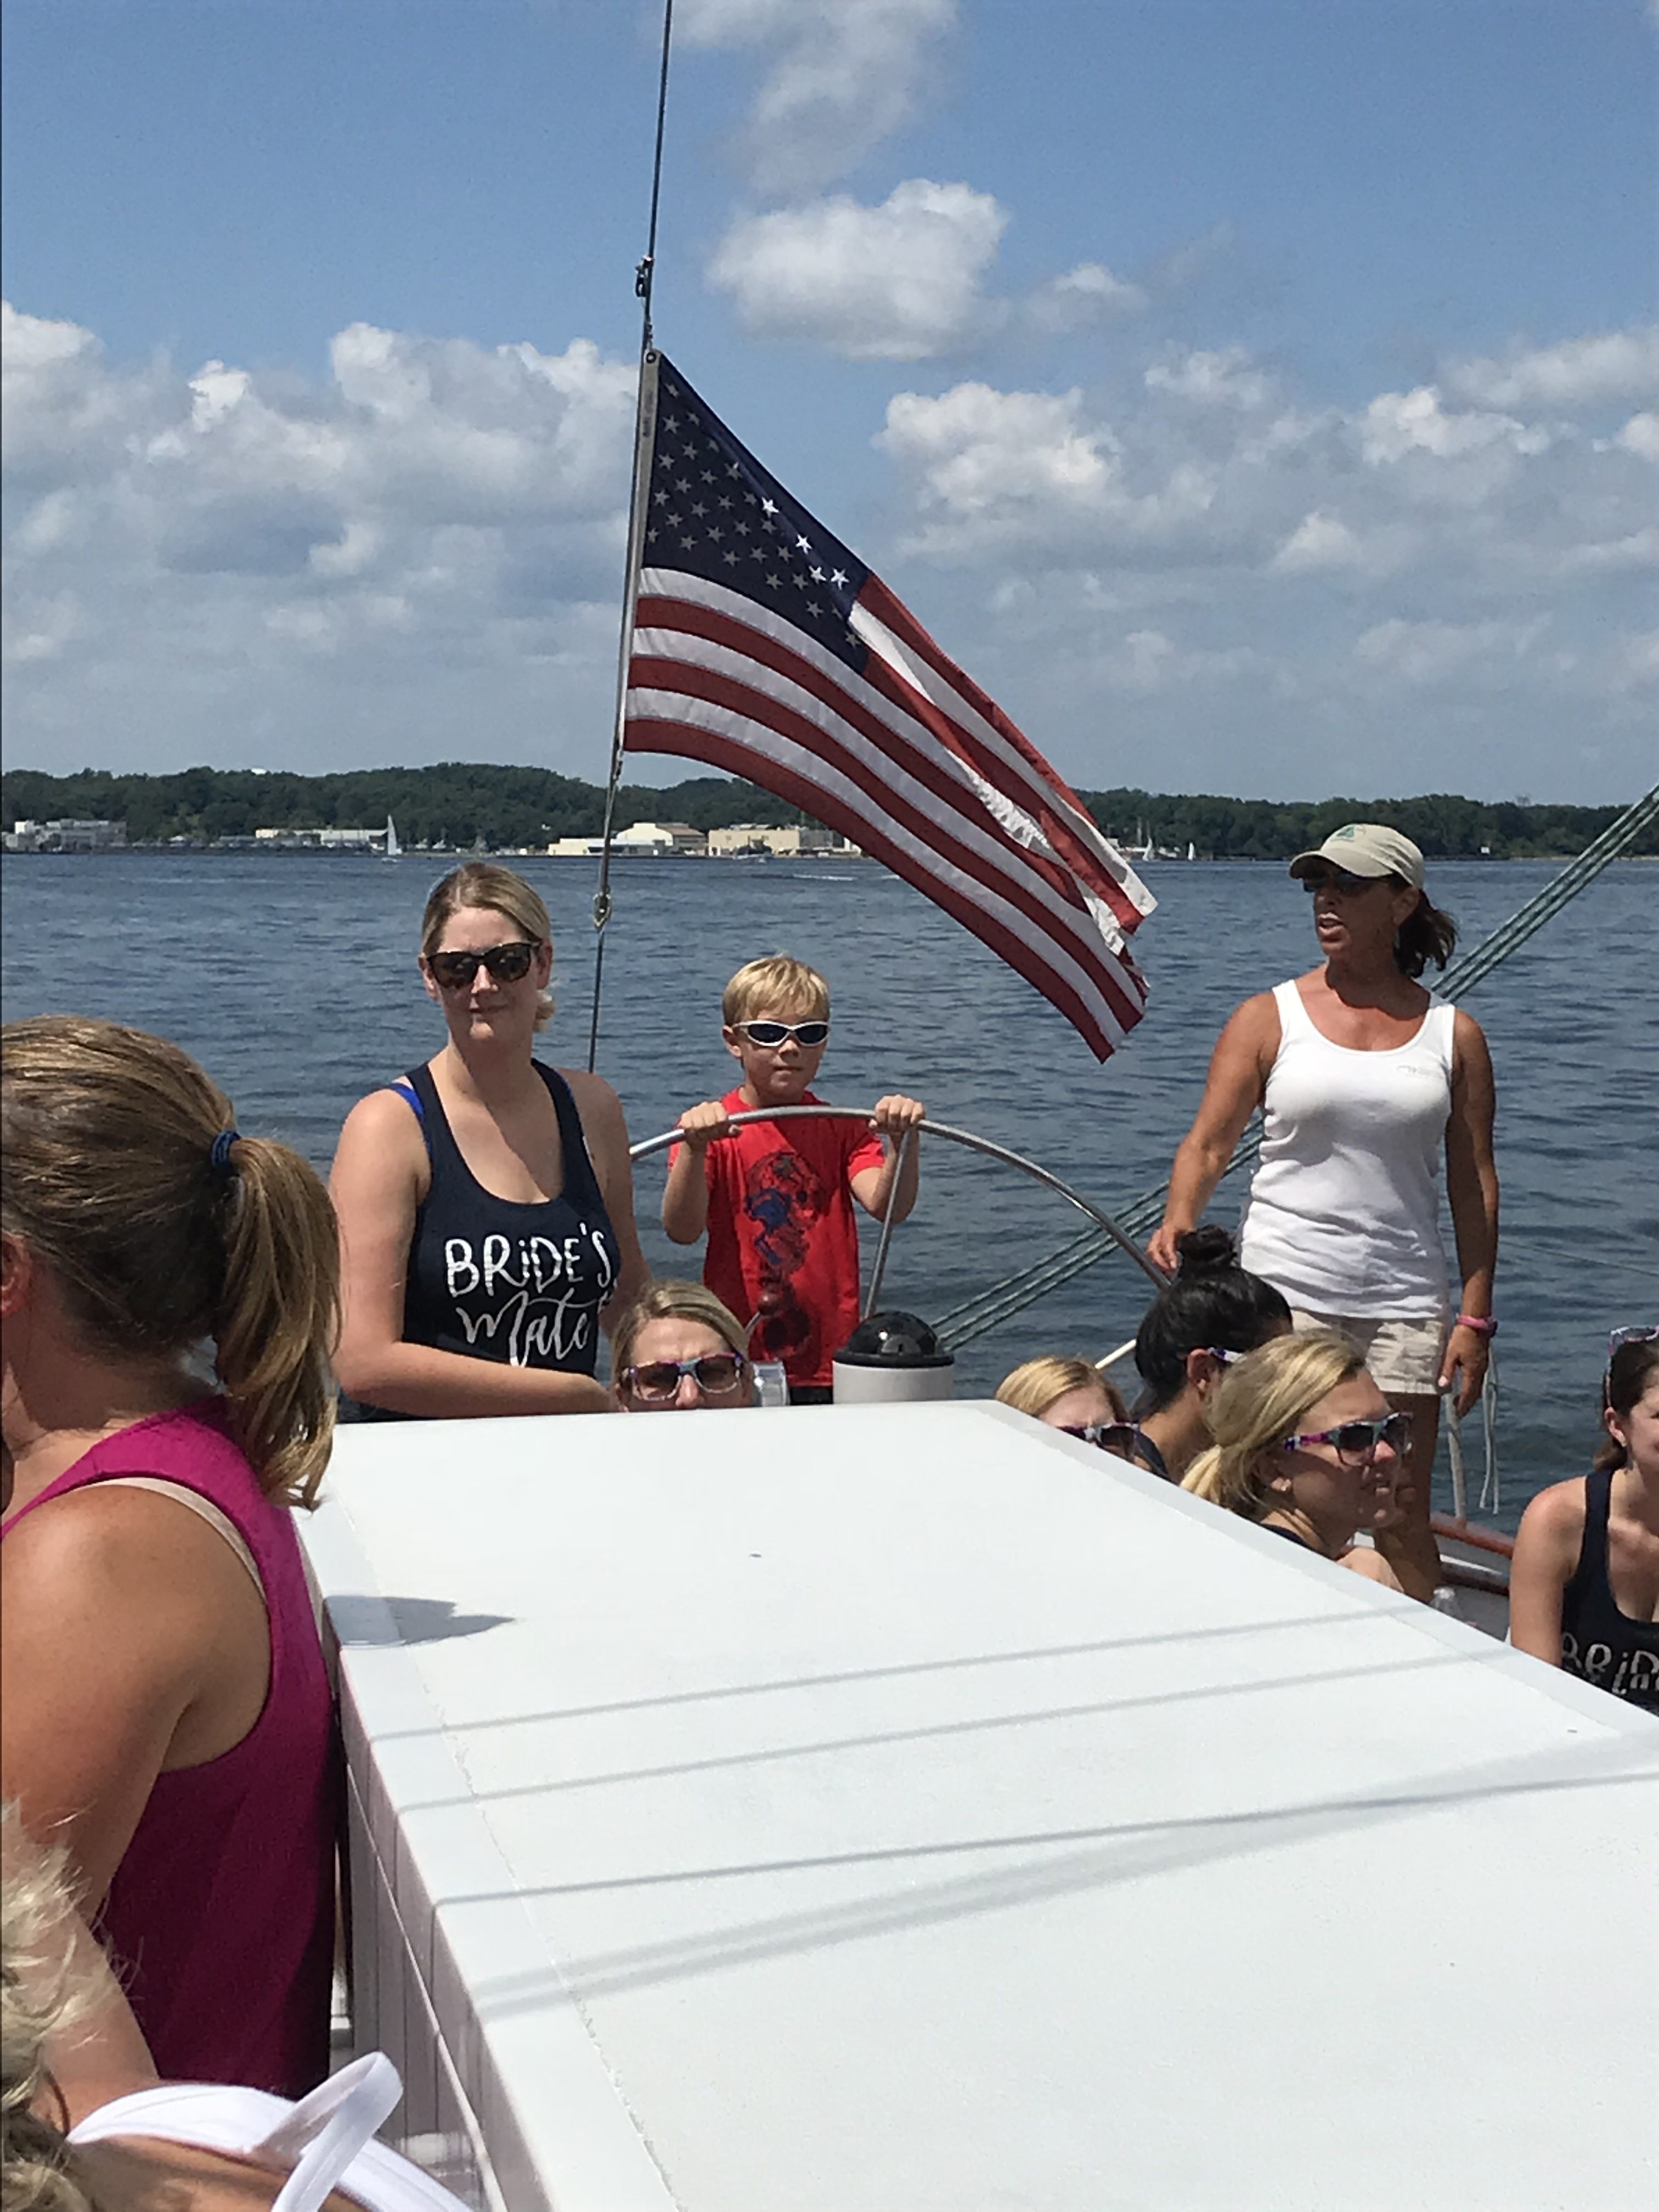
[306,1402,1659,2212]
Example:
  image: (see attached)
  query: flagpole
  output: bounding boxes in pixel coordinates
[586,0,674,1073]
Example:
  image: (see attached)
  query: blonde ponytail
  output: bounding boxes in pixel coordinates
[1,1017,338,1507]
[213,1134,340,1506]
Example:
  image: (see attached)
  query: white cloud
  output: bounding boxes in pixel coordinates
[1271,512,1367,573]
[2,302,637,771]
[708,179,1006,359]
[2,301,177,487]
[1554,526,1659,575]
[1144,347,1275,410]
[1353,617,1543,685]
[680,0,956,196]
[5,298,1652,797]
[1103,628,1273,693]
[865,323,1654,793]
[1446,325,1659,410]
[1026,263,1147,332]
[878,382,1125,551]
[1358,385,1546,464]
[2,591,84,665]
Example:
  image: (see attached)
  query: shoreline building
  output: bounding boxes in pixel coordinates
[253,826,386,851]
[706,823,845,858]
[4,817,127,852]
[547,820,706,857]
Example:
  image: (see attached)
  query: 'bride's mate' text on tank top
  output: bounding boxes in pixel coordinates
[397,1060,620,1376]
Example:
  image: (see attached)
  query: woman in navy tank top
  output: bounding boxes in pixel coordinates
[1510,1334,1659,1712]
[331,864,647,1419]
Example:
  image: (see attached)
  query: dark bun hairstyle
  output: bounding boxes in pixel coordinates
[1133,1226,1293,1412]
[1394,888,1457,979]
[1594,1335,1659,1472]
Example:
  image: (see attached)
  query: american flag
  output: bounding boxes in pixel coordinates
[623,354,1154,1060]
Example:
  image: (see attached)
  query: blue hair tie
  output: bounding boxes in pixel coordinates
[208,1127,241,1176]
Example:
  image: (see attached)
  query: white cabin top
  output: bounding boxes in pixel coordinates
[304,1401,1658,2212]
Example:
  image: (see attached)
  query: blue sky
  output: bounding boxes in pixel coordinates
[4,0,1655,799]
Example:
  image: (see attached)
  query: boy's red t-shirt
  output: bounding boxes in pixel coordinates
[688,1086,884,1389]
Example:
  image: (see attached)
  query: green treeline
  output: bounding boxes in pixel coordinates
[2,763,1646,859]
[0,765,800,850]
[1080,787,1650,860]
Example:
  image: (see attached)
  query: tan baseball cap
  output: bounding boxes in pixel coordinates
[1288,822,1425,890]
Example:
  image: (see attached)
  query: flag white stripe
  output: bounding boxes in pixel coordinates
[631,620,1142,992]
[627,680,1140,1046]
[627,691,1135,1049]
[849,599,1155,913]
[641,568,1148,919]
[637,570,1144,931]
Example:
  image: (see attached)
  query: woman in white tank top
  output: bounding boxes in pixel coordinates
[1148,825,1499,1600]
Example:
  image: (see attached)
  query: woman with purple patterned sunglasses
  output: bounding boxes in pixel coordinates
[1181,1329,1426,1593]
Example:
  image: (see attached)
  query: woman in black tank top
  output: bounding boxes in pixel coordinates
[330,864,648,1419]
[1511,1335,1659,1712]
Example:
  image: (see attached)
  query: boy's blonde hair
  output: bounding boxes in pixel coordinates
[723,955,830,1027]
[996,1355,1128,1425]
[1180,1329,1365,1518]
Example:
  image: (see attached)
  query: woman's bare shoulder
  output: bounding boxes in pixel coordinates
[1216,990,1283,1056]
[1340,1544,1406,1590]
[78,2136,363,2212]
[555,1065,625,1120]
[1517,1476,1589,1539]
[1451,1005,1493,1061]
[332,1079,432,1182]
[1,1483,254,1673]
[1513,1479,1590,1585]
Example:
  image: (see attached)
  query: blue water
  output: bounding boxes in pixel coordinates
[3,851,1652,1526]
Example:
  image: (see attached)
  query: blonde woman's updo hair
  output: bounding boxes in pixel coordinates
[996,1355,1129,1425]
[421,862,556,1031]
[1181,1329,1366,1519]
[612,1279,748,1381]
[1,1018,338,1508]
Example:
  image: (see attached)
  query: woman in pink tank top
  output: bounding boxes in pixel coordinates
[2,1016,341,2096]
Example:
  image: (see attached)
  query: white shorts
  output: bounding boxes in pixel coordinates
[1289,1310,1447,1398]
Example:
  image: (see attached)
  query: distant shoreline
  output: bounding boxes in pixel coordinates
[3,763,1649,865]
[4,845,1642,865]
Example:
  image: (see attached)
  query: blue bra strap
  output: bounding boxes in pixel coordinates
[390,1079,424,1123]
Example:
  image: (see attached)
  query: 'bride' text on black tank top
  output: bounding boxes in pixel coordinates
[400,1061,620,1375]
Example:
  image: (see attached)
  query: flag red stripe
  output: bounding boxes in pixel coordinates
[628,650,1146,1035]
[856,574,1146,933]
[624,717,1122,1059]
[633,593,1119,929]
[625,669,1143,1040]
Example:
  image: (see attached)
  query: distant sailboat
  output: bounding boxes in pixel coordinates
[384,815,401,860]
[1186,841,1197,861]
